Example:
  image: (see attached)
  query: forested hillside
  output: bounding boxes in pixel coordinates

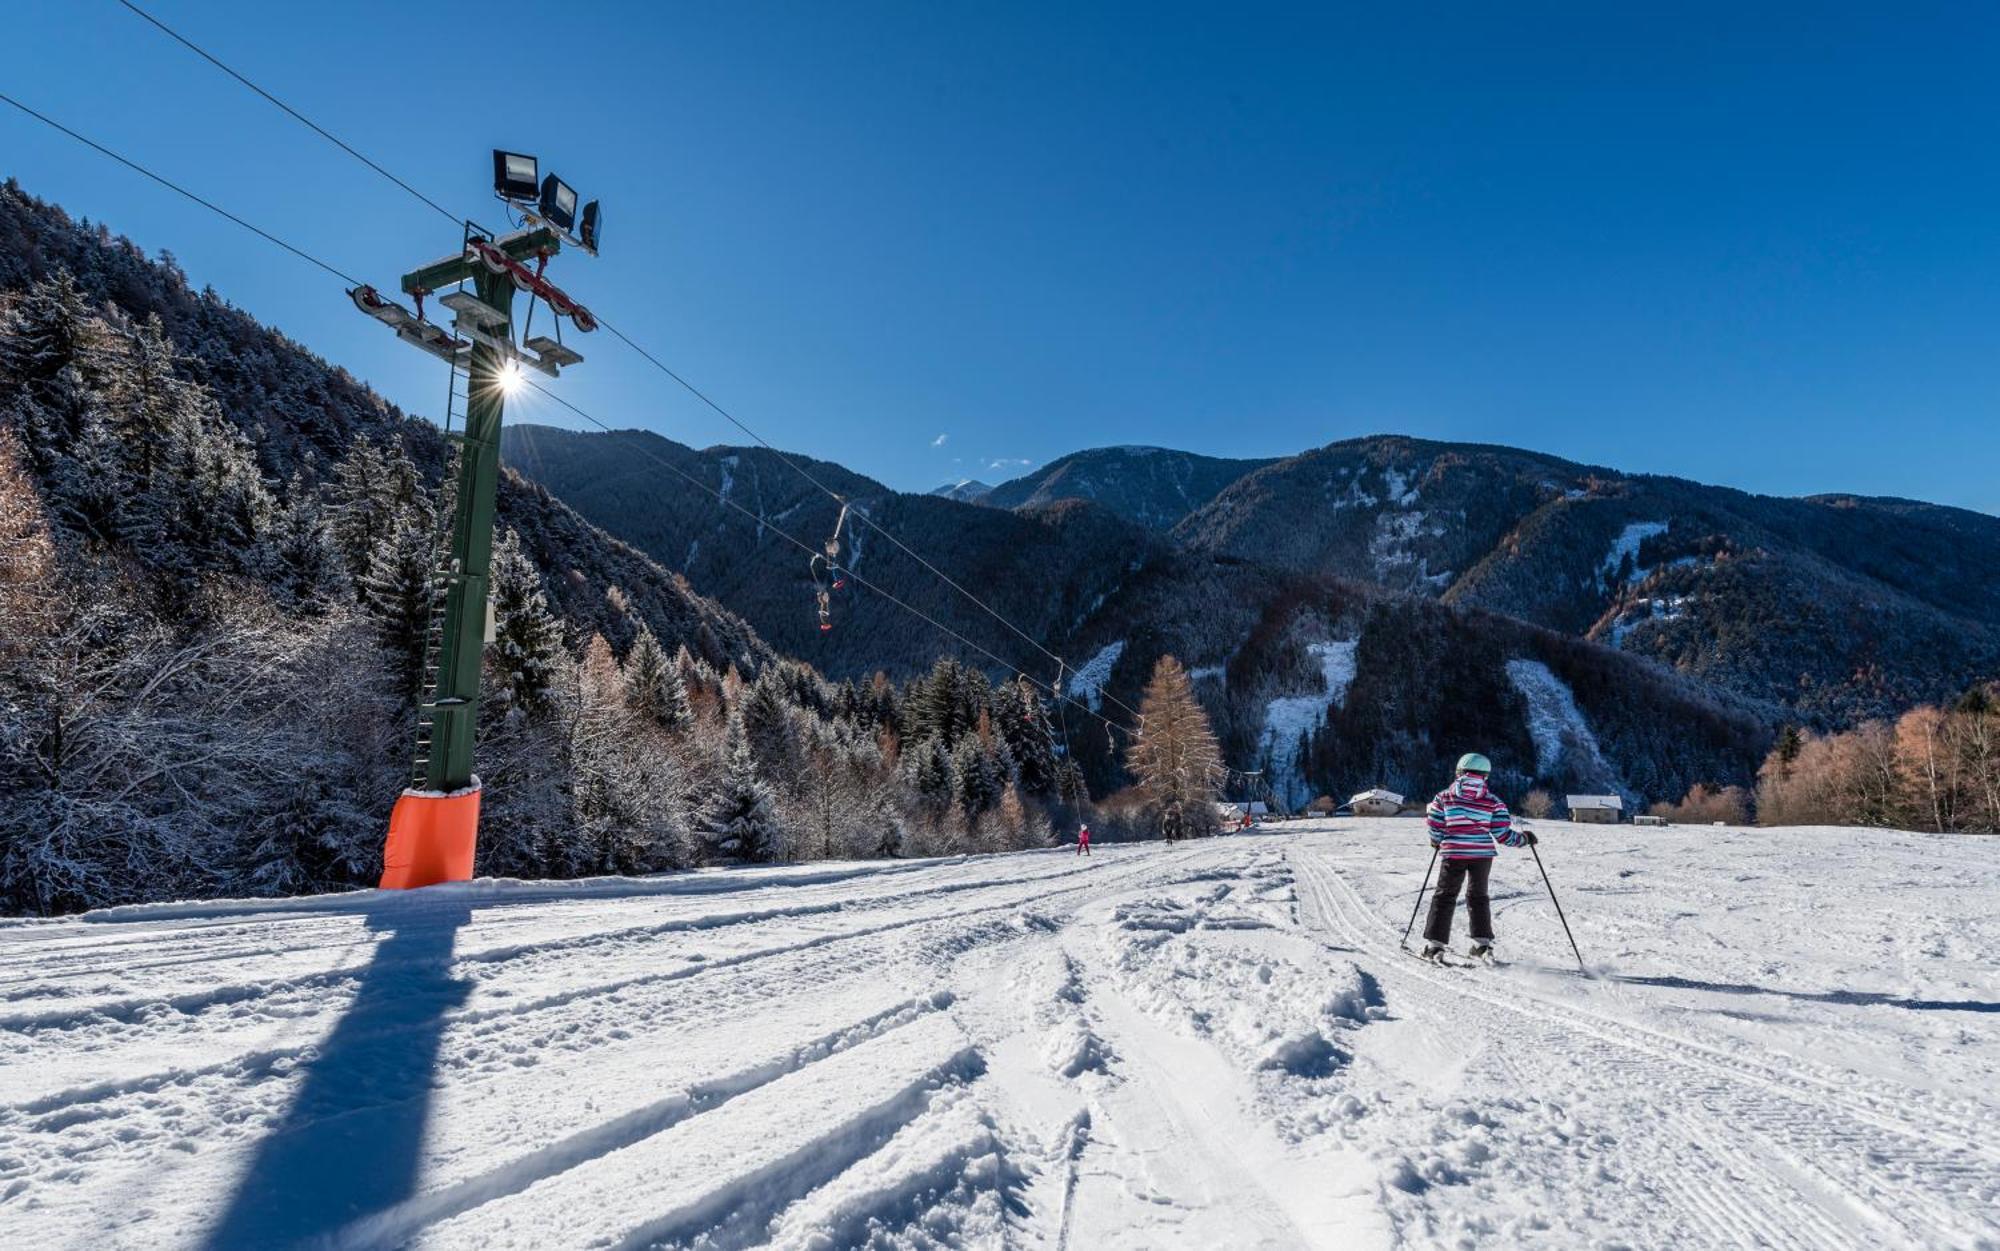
[501,423,1154,676]
[0,183,1082,914]
[1034,555,1771,812]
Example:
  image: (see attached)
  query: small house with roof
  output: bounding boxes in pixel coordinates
[1349,788,1405,817]
[1566,794,1624,824]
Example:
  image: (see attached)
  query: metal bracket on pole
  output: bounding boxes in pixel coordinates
[440,290,509,327]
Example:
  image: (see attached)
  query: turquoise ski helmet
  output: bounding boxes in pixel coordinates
[1456,752,1492,775]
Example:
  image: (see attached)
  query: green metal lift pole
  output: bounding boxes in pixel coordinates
[422,264,512,792]
[376,214,577,886]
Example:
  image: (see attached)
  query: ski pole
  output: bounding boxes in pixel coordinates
[1400,846,1438,949]
[1529,839,1588,974]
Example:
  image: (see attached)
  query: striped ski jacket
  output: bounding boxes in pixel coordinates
[1426,774,1519,860]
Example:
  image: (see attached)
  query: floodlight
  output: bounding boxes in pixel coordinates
[579,200,601,254]
[540,174,578,231]
[493,150,539,201]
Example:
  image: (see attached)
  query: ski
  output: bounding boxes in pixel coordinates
[1403,946,1471,968]
[1399,945,1508,969]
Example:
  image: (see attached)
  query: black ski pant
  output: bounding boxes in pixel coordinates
[1423,857,1493,945]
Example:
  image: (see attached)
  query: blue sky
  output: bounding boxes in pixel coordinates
[6,2,1997,511]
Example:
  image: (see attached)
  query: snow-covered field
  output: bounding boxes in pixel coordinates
[2,820,1996,1249]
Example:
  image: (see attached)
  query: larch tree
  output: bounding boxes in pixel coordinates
[1126,655,1225,841]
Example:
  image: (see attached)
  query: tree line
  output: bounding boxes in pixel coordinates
[1749,693,2000,834]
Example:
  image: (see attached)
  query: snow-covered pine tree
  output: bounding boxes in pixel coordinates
[41,410,125,546]
[124,382,273,589]
[1127,655,1225,841]
[952,733,1003,818]
[0,269,92,388]
[488,527,564,716]
[237,774,350,898]
[995,677,1060,799]
[904,657,978,747]
[1054,757,1089,811]
[326,437,421,587]
[623,623,690,729]
[700,713,781,863]
[260,472,347,611]
[0,271,98,485]
[908,735,954,819]
[360,502,437,702]
[101,314,184,487]
[742,668,802,781]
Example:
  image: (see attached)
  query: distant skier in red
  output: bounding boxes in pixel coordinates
[1076,824,1091,856]
[1420,752,1535,962]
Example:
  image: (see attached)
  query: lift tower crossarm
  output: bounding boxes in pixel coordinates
[400,226,561,297]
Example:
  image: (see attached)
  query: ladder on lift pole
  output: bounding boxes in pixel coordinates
[408,223,487,790]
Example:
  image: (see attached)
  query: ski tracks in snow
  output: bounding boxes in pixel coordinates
[2,825,1995,1248]
[1290,843,2000,1250]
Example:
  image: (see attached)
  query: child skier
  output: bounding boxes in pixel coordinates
[1076,824,1091,856]
[1420,753,1536,962]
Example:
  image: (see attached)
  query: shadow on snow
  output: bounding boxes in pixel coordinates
[203,899,472,1250]
[1616,973,1999,1014]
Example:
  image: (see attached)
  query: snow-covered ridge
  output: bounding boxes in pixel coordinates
[1504,658,1617,791]
[1602,520,1668,582]
[1068,641,1126,711]
[1380,466,1421,507]
[1262,641,1359,806]
[1607,593,1691,648]
[1368,509,1449,588]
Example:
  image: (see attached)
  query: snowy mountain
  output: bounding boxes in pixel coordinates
[983,446,1276,531]
[5,821,1994,1248]
[513,422,2000,728]
[497,424,1773,806]
[929,478,994,503]
[1174,435,2000,722]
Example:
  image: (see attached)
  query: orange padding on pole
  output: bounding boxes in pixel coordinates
[380,780,481,889]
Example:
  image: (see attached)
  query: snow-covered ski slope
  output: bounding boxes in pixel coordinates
[3,821,1996,1250]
